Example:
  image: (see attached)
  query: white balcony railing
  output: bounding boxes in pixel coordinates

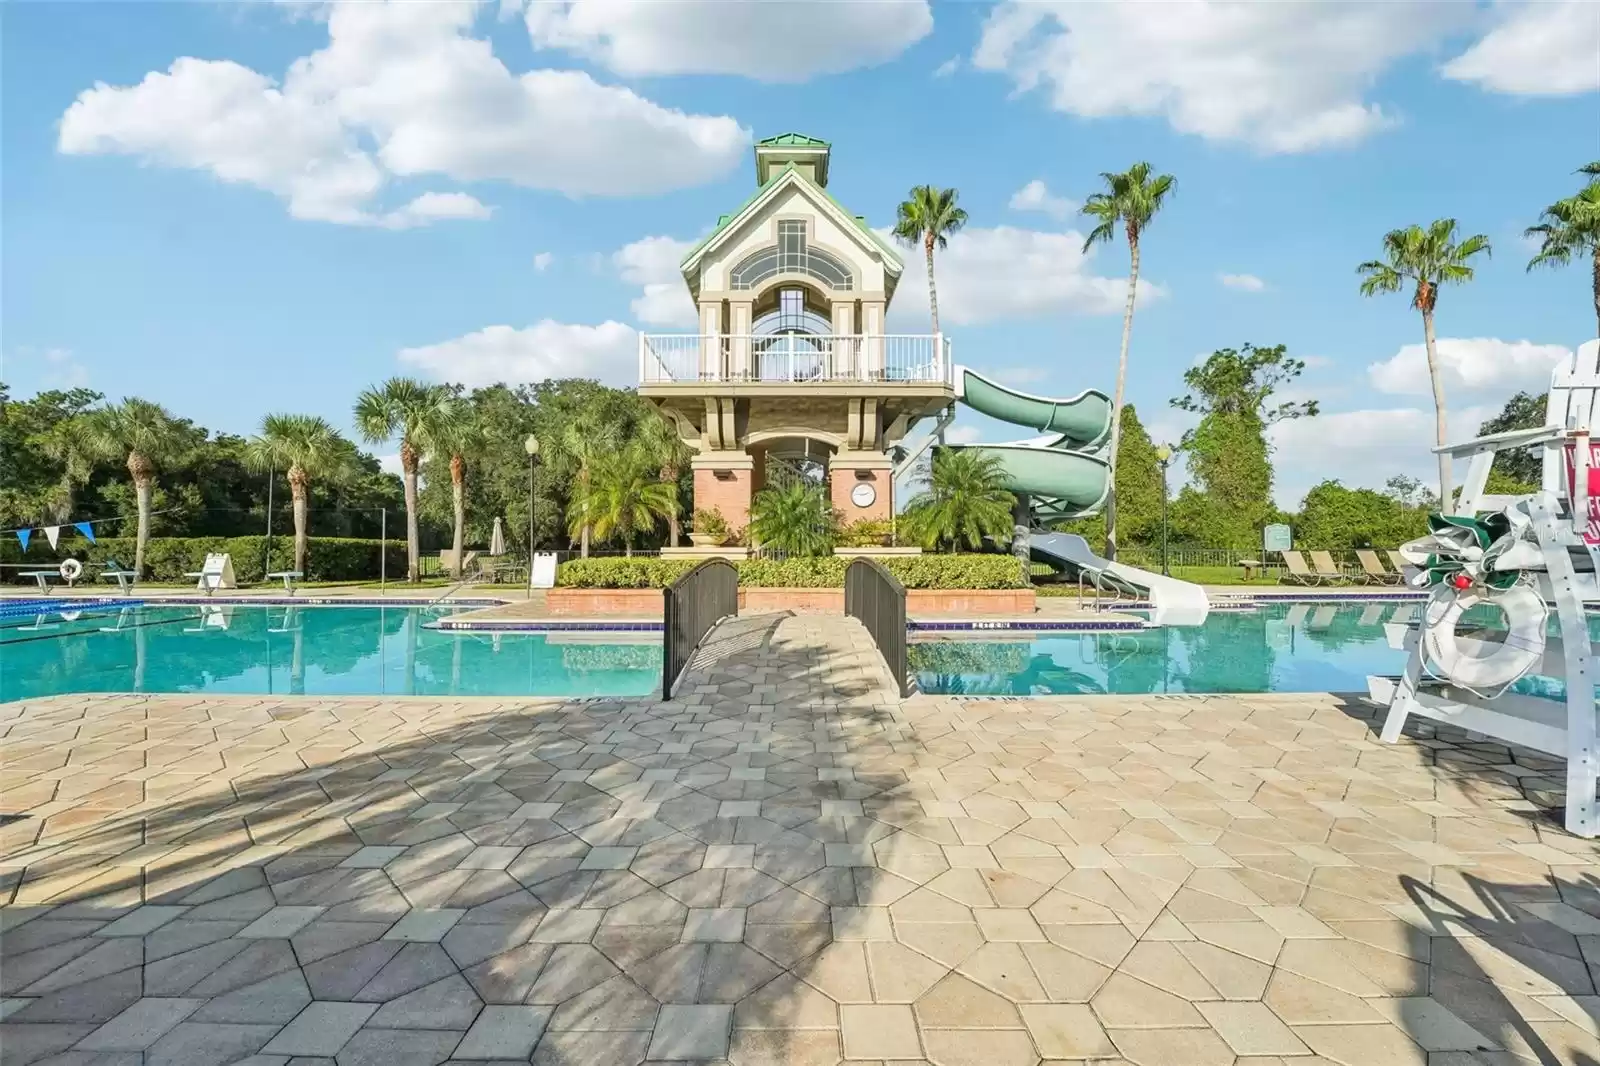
[639,333,952,386]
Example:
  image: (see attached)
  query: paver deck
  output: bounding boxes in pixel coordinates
[2,611,1597,1065]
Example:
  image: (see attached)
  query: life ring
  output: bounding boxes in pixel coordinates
[1420,583,1546,690]
[59,559,83,583]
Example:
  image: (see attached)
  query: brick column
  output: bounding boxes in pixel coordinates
[830,450,893,525]
[691,452,755,534]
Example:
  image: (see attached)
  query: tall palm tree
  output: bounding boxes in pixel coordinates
[584,445,677,556]
[746,481,838,557]
[1526,161,1600,337]
[244,414,354,576]
[1081,162,1176,561]
[893,185,968,335]
[80,398,188,580]
[1359,219,1492,504]
[901,448,1014,552]
[559,416,620,558]
[436,409,480,579]
[638,413,690,547]
[354,378,464,582]
[37,417,97,524]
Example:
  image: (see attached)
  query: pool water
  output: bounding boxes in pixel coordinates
[0,603,660,702]
[911,600,1597,697]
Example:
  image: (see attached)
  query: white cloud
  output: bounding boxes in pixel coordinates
[945,425,984,444]
[972,1,1473,152]
[377,453,403,476]
[1368,337,1585,397]
[1442,0,1600,95]
[612,235,699,328]
[523,0,932,82]
[42,348,90,389]
[533,252,553,271]
[934,56,961,78]
[879,224,1159,328]
[398,320,637,388]
[58,1,749,226]
[1218,273,1266,292]
[1008,179,1075,221]
[1270,403,1499,509]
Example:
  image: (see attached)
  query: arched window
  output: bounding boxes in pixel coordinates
[730,221,854,291]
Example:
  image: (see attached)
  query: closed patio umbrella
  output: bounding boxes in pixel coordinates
[489,516,506,557]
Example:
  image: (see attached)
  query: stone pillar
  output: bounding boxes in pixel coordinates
[831,300,855,378]
[728,299,753,380]
[862,300,885,380]
[692,451,755,533]
[698,300,723,379]
[830,450,893,526]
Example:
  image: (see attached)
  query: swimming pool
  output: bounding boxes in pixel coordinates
[911,600,1595,697]
[0,603,660,702]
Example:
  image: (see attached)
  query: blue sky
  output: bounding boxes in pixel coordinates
[3,0,1597,505]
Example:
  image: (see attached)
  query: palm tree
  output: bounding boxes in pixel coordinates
[244,414,354,577]
[893,185,968,335]
[584,445,677,556]
[80,398,188,580]
[1526,161,1600,337]
[559,416,620,558]
[637,413,690,547]
[1081,162,1176,561]
[436,409,480,579]
[37,417,96,524]
[901,448,1014,552]
[746,482,838,556]
[1359,219,1492,504]
[354,378,464,582]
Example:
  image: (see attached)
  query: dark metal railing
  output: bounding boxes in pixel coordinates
[844,557,910,697]
[662,558,739,698]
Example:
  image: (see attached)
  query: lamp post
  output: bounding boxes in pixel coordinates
[524,434,540,593]
[1155,444,1172,577]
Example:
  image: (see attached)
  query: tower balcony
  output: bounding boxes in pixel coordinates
[639,333,953,388]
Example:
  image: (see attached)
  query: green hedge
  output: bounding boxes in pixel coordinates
[4,536,405,583]
[556,554,1026,590]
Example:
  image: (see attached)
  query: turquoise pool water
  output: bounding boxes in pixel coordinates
[911,600,1595,697]
[0,603,660,702]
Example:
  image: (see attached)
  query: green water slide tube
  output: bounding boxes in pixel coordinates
[948,366,1114,520]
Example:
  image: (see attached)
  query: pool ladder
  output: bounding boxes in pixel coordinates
[1076,568,1142,613]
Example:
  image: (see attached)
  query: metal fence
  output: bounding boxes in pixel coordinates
[844,557,910,698]
[661,558,739,699]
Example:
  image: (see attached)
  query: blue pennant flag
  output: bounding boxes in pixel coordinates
[74,522,96,544]
[15,529,31,552]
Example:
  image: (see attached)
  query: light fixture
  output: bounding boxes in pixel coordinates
[524,434,540,457]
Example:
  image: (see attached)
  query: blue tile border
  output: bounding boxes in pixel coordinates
[909,619,1145,633]
[430,619,664,633]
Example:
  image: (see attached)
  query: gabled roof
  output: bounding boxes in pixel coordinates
[757,133,831,147]
[678,164,903,277]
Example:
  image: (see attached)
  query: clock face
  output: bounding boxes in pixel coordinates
[850,483,876,508]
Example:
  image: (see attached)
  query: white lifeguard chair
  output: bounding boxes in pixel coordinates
[1368,344,1600,837]
[185,552,237,595]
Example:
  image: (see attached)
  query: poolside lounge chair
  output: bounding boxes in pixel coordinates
[1309,551,1353,584]
[1278,550,1332,585]
[99,559,137,595]
[1385,550,1421,586]
[1356,549,1403,585]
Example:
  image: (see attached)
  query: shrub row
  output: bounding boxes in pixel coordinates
[4,536,406,584]
[555,554,1026,590]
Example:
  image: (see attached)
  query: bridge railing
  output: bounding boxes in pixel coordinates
[844,557,910,697]
[661,558,739,698]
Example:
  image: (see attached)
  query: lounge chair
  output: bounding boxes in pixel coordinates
[1385,550,1422,586]
[1308,551,1353,584]
[99,558,137,595]
[1356,549,1403,585]
[1278,550,1331,585]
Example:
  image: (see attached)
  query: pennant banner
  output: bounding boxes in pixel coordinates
[43,526,60,550]
[15,529,30,553]
[75,522,96,544]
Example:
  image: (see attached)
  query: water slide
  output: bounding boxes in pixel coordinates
[945,365,1210,626]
